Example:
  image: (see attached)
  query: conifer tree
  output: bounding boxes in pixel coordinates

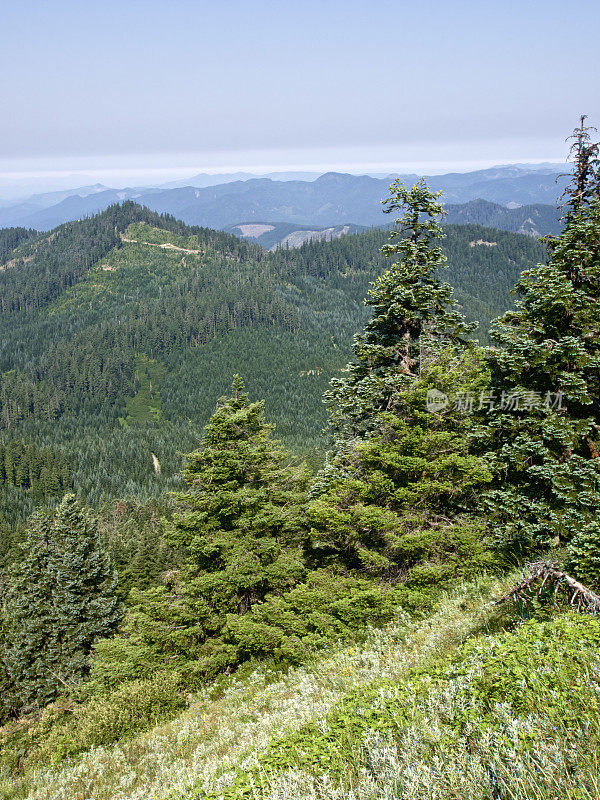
[325,178,476,436]
[47,494,122,681]
[95,378,309,682]
[1,512,54,714]
[170,376,308,615]
[1,495,121,713]
[308,181,493,607]
[482,118,600,557]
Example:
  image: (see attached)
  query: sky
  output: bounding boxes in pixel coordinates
[1,0,599,192]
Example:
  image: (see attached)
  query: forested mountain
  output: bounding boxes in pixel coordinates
[443,198,561,236]
[0,227,38,262]
[0,165,567,233]
[229,200,561,250]
[0,204,546,525]
[137,172,564,232]
[0,188,161,231]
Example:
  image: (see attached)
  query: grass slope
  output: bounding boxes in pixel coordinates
[5,571,598,800]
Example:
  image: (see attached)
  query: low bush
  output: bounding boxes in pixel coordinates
[227,569,402,664]
[1,671,186,774]
[469,613,600,715]
[40,670,185,765]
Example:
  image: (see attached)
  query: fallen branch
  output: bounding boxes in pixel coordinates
[495,560,600,614]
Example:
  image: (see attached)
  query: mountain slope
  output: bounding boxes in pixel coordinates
[227,201,561,251]
[227,221,367,250]
[444,198,562,236]
[0,187,161,231]
[9,570,599,800]
[0,206,547,522]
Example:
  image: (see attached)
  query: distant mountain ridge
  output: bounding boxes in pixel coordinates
[0,165,568,234]
[159,170,324,189]
[443,199,561,237]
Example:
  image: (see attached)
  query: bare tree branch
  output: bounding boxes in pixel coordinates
[495,560,600,614]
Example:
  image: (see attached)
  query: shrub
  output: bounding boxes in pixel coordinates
[227,569,402,664]
[86,634,167,692]
[469,613,600,716]
[28,671,185,767]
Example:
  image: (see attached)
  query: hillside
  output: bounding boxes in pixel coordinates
[228,200,561,250]
[444,198,562,237]
[226,221,367,250]
[1,165,598,800]
[0,206,547,525]
[5,571,599,800]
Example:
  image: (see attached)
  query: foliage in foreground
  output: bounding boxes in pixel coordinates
[0,573,519,799]
[2,573,599,800]
[190,611,600,800]
[89,379,305,687]
[0,670,184,775]
[309,180,494,608]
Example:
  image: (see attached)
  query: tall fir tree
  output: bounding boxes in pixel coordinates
[93,378,309,682]
[324,178,476,437]
[308,180,493,608]
[1,495,121,714]
[170,376,308,617]
[481,118,600,561]
[1,512,54,715]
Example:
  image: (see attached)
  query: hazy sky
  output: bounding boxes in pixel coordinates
[1,0,599,184]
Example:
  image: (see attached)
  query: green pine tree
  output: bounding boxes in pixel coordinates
[1,512,54,715]
[325,178,476,437]
[308,348,493,609]
[171,376,308,607]
[481,118,600,559]
[93,378,309,682]
[1,495,121,714]
[307,180,493,609]
[47,494,122,683]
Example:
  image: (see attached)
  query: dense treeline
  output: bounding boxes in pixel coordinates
[0,439,71,495]
[0,228,38,264]
[443,197,562,236]
[0,204,261,315]
[270,222,547,336]
[0,214,299,522]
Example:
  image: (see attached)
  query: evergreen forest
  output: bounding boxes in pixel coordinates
[0,202,546,531]
[1,120,599,800]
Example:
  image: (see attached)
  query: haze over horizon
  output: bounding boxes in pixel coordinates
[0,158,567,201]
[2,0,598,197]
